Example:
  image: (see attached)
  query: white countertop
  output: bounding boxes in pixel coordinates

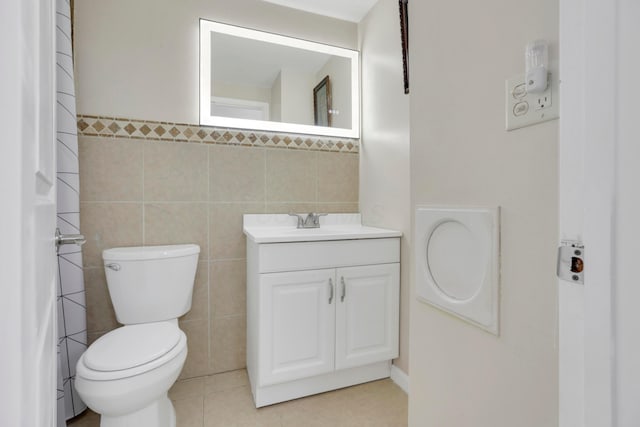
[243,213,402,243]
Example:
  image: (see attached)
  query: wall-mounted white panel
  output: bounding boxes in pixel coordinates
[415,206,500,335]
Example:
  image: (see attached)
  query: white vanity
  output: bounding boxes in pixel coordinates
[243,214,401,407]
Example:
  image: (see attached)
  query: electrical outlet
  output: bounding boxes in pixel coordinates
[505,73,559,131]
[534,93,551,110]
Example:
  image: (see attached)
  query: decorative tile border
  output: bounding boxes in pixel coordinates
[77,115,359,154]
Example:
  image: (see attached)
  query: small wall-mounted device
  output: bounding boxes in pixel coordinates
[525,39,549,93]
[505,39,557,131]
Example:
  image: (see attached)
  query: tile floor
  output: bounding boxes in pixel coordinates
[68,369,408,427]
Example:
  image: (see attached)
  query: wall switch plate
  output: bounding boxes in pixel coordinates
[505,73,559,131]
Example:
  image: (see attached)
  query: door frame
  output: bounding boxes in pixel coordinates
[0,0,29,421]
[559,0,617,425]
[0,0,58,425]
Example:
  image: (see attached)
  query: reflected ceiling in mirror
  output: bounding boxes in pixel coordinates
[199,20,360,138]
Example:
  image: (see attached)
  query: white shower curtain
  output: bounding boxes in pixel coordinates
[56,0,88,423]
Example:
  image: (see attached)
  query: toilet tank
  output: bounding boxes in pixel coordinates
[102,244,200,325]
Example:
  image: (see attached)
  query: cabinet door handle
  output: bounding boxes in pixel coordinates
[328,278,334,304]
[340,276,346,302]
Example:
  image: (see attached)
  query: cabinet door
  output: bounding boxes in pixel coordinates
[335,264,400,370]
[259,269,336,386]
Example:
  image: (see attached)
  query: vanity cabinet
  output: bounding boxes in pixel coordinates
[335,264,400,369]
[259,268,335,386]
[260,264,399,387]
[245,235,400,407]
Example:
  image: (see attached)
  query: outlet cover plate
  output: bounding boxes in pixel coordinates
[505,73,559,131]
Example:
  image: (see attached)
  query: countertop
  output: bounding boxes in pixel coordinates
[243,213,402,243]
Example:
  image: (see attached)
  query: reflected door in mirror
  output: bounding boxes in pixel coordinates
[313,76,331,127]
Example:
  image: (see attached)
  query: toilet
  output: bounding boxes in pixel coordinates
[75,244,200,427]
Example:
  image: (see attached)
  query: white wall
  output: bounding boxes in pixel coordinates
[74,0,357,123]
[212,81,272,105]
[279,68,314,125]
[408,0,559,426]
[270,72,282,122]
[358,0,411,374]
[316,56,352,129]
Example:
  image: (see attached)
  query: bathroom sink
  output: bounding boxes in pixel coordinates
[277,226,350,235]
[243,214,401,243]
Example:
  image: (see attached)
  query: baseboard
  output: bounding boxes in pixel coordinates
[390,364,409,394]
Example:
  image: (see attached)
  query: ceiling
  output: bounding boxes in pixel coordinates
[261,0,379,23]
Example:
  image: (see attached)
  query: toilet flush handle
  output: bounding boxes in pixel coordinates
[105,263,121,271]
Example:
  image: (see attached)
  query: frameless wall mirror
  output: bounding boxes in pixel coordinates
[199,20,360,139]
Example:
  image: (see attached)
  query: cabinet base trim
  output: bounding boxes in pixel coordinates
[250,361,391,407]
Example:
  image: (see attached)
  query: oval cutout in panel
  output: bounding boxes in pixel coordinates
[415,206,500,335]
[426,220,485,301]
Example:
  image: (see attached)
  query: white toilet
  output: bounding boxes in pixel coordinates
[75,244,200,427]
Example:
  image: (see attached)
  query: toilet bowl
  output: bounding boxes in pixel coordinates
[75,322,187,427]
[75,244,199,427]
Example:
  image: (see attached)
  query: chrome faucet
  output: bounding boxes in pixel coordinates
[288,212,327,229]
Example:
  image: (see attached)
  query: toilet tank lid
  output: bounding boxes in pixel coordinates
[103,244,200,261]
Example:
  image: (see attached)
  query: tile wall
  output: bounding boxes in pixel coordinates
[79,116,359,378]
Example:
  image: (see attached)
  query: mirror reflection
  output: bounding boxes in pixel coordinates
[200,20,360,138]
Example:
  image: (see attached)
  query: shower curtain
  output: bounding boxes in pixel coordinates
[56,0,88,423]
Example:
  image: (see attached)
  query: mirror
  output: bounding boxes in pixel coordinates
[199,20,360,139]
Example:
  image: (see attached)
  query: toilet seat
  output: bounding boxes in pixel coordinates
[77,322,187,381]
